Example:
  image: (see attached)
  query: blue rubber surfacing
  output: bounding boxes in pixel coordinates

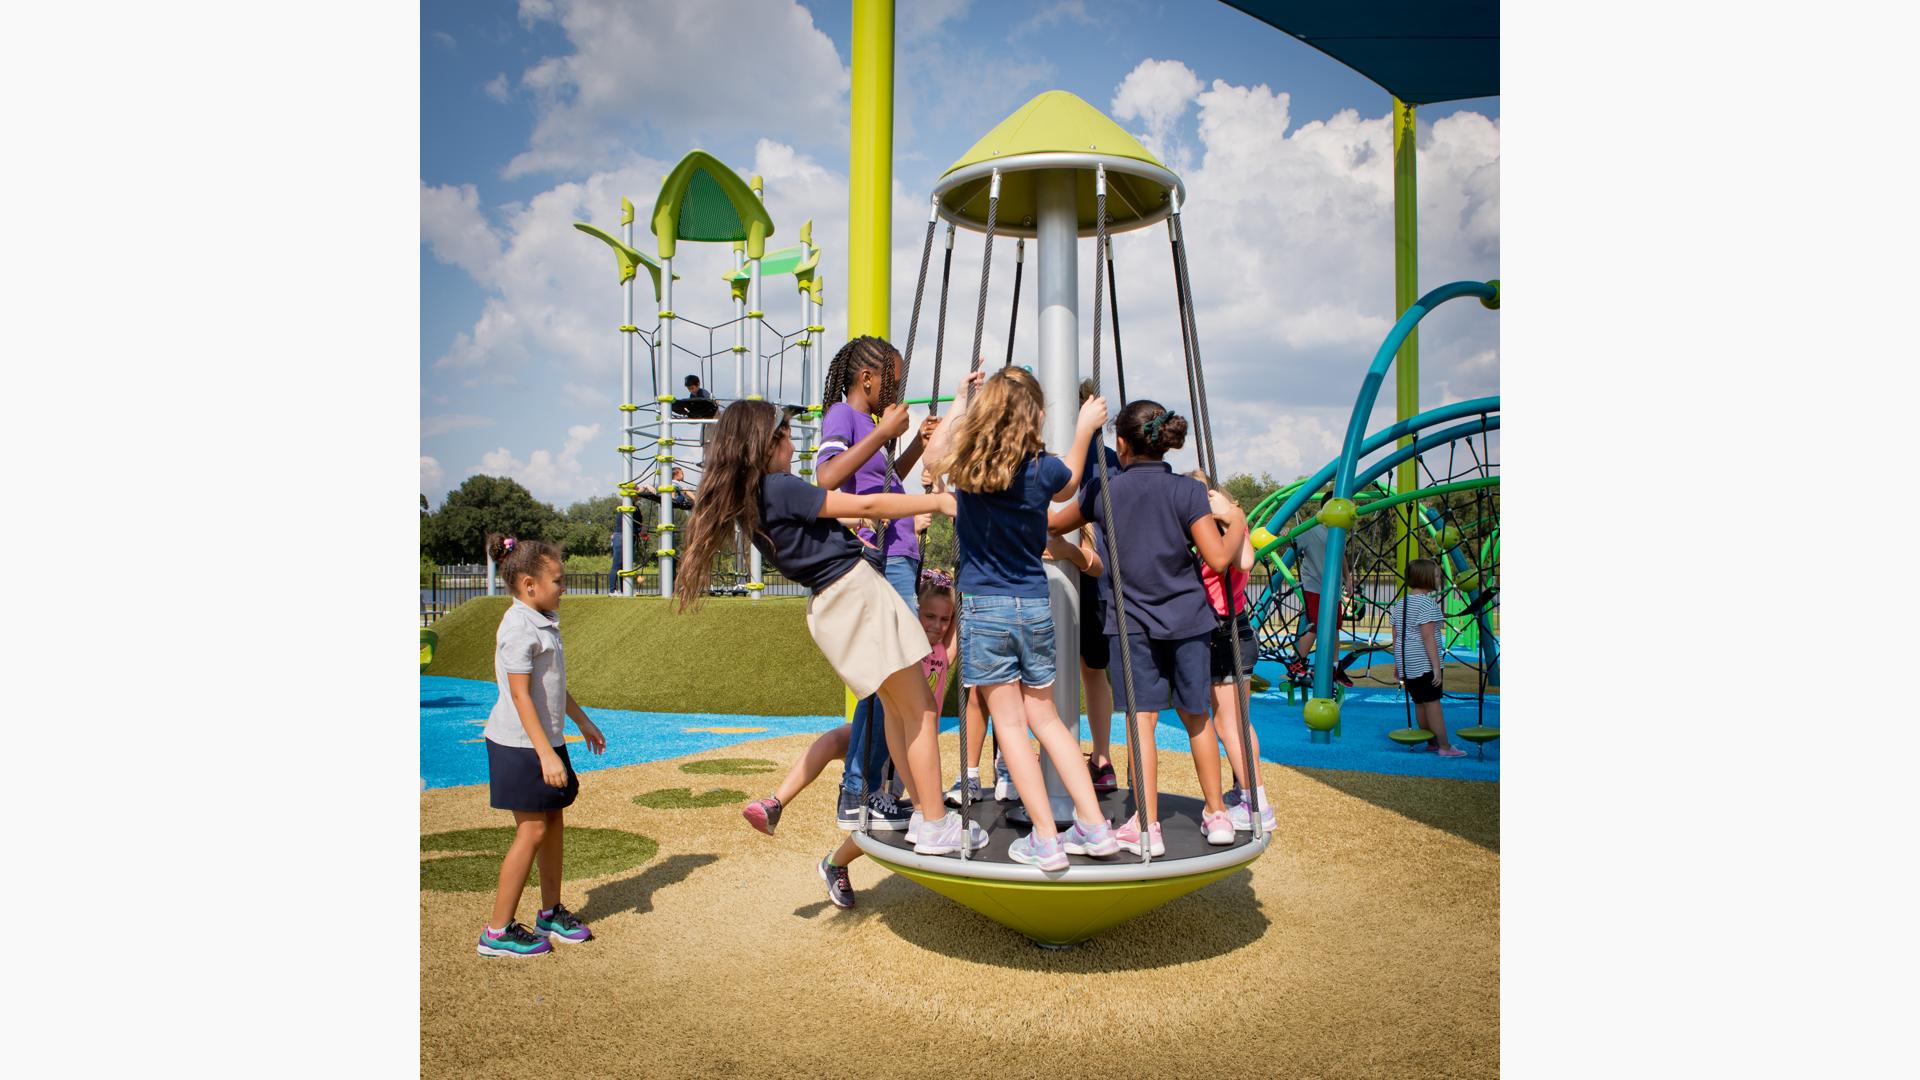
[420,660,1498,791]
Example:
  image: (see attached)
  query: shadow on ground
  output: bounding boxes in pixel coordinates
[790,869,1269,972]
[1292,767,1499,852]
[577,853,720,924]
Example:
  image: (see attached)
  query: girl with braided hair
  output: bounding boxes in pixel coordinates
[816,336,941,830]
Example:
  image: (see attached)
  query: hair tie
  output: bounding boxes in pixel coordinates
[920,567,954,591]
[1143,412,1171,440]
[502,537,516,552]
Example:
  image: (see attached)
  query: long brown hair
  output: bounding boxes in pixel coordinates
[934,367,1045,493]
[676,400,787,610]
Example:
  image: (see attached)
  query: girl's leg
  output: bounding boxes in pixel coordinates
[1210,682,1264,798]
[874,665,946,825]
[830,834,863,867]
[774,725,851,806]
[961,688,988,771]
[487,811,548,929]
[980,682,1054,840]
[1127,711,1162,826]
[1083,658,1114,769]
[1178,709,1226,814]
[1421,700,1454,750]
[536,809,564,910]
[1021,682,1110,825]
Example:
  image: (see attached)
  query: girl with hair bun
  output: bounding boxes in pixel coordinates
[475,533,607,957]
[1048,399,1251,856]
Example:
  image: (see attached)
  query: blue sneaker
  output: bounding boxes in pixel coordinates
[477,921,552,958]
[1059,817,1119,857]
[818,856,855,909]
[1008,831,1069,871]
[534,903,592,944]
[837,787,912,831]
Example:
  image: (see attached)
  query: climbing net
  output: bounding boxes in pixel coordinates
[1253,424,1499,704]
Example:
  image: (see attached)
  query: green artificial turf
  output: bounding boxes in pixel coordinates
[632,787,749,809]
[419,826,658,893]
[422,596,848,714]
[678,758,778,776]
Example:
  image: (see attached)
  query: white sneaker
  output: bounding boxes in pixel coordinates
[1227,799,1276,833]
[906,810,923,844]
[913,813,990,855]
[993,756,1013,801]
[1201,809,1235,846]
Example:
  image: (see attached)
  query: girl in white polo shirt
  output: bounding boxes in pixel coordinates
[476,534,608,958]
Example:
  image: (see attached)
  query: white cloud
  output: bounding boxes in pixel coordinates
[483,74,510,103]
[475,423,606,504]
[1014,1,1097,39]
[504,0,848,179]
[431,30,456,51]
[422,413,493,438]
[420,456,444,494]
[901,0,970,42]
[1112,59,1204,163]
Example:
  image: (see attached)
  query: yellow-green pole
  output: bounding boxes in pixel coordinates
[1392,96,1419,578]
[847,0,893,339]
[845,0,893,721]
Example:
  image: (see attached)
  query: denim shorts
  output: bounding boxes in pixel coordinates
[960,594,1057,689]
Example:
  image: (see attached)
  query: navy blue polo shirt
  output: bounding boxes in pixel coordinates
[1078,460,1215,639]
[752,471,863,592]
[954,452,1073,599]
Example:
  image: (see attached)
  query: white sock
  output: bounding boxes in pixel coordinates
[966,766,980,780]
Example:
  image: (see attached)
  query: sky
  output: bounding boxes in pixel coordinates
[421,0,1500,509]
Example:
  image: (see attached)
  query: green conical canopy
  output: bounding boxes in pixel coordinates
[934,90,1183,237]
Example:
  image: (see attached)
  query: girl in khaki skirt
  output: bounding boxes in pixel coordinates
[677,400,985,858]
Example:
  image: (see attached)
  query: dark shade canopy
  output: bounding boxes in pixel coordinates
[1218,2,1497,106]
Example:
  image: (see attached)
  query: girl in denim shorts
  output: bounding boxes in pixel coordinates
[1049,400,1251,857]
[925,368,1120,871]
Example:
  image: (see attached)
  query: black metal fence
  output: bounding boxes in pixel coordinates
[419,565,809,624]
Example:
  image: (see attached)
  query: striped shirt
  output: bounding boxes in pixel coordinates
[1391,592,1445,680]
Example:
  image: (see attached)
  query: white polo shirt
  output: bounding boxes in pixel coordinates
[483,598,568,748]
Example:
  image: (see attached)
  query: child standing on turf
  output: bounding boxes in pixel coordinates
[816,336,940,831]
[1186,471,1272,842]
[1050,400,1248,856]
[739,575,960,908]
[1393,558,1466,757]
[477,534,608,958]
[680,400,982,886]
[926,367,1119,871]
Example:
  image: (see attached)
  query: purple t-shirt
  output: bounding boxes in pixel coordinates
[817,402,920,561]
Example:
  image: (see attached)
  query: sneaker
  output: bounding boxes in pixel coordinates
[817,856,855,909]
[1222,786,1243,809]
[1435,746,1468,758]
[837,786,912,831]
[1334,666,1355,687]
[1286,658,1310,683]
[1227,799,1276,833]
[906,809,923,843]
[1008,831,1069,872]
[1202,809,1235,846]
[944,776,987,807]
[742,796,783,836]
[1088,759,1118,793]
[477,921,551,958]
[534,902,593,943]
[913,812,990,855]
[1059,817,1119,857]
[1112,815,1165,857]
[993,756,1013,801]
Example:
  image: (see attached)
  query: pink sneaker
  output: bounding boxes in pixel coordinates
[1113,814,1165,857]
[1202,809,1234,846]
[1435,747,1468,759]
[741,796,782,836]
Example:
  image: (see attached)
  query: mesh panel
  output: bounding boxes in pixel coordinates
[676,169,746,242]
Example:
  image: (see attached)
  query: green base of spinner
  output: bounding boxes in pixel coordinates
[879,859,1241,947]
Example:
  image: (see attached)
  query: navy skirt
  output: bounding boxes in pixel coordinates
[486,738,579,811]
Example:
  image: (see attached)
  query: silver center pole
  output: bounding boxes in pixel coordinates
[1035,167,1080,827]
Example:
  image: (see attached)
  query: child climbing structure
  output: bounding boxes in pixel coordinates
[574,151,829,599]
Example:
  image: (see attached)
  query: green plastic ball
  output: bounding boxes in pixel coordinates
[1455,567,1483,593]
[1481,279,1500,310]
[1317,497,1358,530]
[1438,526,1462,551]
[1303,697,1341,731]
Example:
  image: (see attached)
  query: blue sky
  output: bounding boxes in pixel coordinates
[421,0,1500,508]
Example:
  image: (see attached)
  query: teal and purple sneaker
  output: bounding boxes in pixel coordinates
[535,903,593,943]
[477,921,552,958]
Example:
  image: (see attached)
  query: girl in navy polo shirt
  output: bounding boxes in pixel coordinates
[1050,400,1250,857]
[676,401,984,870]
[927,368,1119,871]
